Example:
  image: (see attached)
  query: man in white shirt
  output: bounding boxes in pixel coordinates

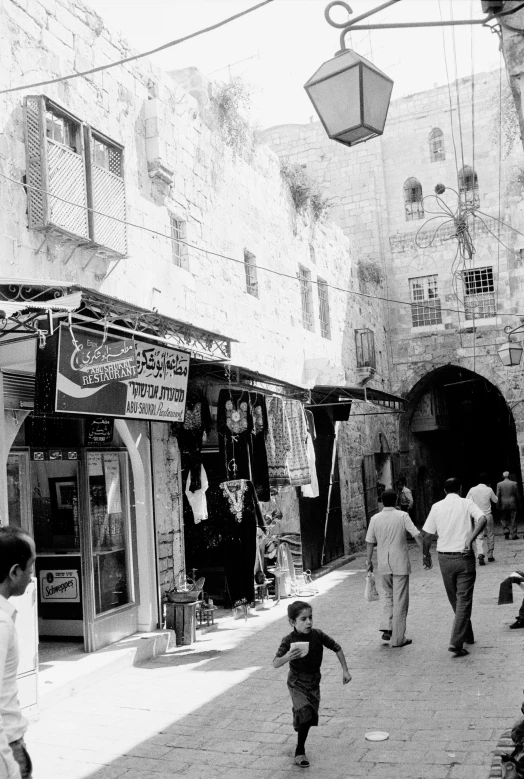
[422,477,486,657]
[0,527,36,779]
[466,473,498,565]
[366,489,423,648]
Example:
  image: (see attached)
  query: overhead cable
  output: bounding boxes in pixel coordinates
[0,0,274,95]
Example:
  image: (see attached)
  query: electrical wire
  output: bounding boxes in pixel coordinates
[0,0,274,96]
[438,0,461,183]
[0,168,490,320]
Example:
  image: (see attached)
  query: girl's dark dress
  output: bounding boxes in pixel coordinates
[275,628,341,730]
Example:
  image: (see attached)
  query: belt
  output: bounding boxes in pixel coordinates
[438,551,469,555]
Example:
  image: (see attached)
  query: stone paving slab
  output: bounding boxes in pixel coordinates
[25,532,524,778]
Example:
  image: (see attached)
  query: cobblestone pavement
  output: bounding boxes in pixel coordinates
[27,531,524,779]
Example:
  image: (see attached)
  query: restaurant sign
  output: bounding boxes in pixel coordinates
[54,324,189,421]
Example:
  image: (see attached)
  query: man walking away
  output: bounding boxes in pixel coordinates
[466,473,497,564]
[497,471,519,540]
[0,527,36,779]
[422,477,486,658]
[366,489,424,648]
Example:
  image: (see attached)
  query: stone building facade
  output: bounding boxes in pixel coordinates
[263,69,524,524]
[0,0,404,658]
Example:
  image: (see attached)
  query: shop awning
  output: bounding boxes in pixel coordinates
[310,385,405,411]
[190,362,308,399]
[0,280,234,362]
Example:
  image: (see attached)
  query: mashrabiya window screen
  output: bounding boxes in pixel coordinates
[85,127,127,256]
[299,265,314,331]
[409,275,442,327]
[244,250,259,297]
[317,277,331,339]
[404,177,424,221]
[463,267,496,320]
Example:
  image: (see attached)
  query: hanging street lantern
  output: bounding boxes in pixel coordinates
[304,48,393,148]
[498,338,524,367]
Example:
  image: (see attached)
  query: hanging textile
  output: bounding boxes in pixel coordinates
[218,478,265,607]
[185,465,209,524]
[266,395,292,486]
[284,399,311,486]
[301,409,319,498]
[217,389,253,483]
[249,393,270,501]
[173,390,212,491]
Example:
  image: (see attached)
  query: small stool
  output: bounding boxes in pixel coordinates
[165,601,197,646]
[196,606,216,627]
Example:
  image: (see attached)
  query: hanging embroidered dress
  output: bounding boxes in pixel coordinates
[284,399,311,486]
[173,391,212,491]
[218,478,265,606]
[265,396,292,486]
[249,393,270,502]
[217,389,253,483]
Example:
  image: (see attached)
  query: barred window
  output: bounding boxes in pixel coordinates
[355,329,376,369]
[463,267,495,320]
[298,265,314,331]
[409,275,442,327]
[429,128,445,162]
[244,250,258,297]
[317,277,331,339]
[458,165,479,206]
[170,216,187,269]
[404,177,424,221]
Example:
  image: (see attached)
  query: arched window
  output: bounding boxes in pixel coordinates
[429,128,445,162]
[404,177,424,221]
[458,165,479,206]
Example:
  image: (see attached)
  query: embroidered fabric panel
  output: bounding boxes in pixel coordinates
[284,400,311,486]
[266,396,291,486]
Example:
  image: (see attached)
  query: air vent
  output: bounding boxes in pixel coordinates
[3,372,35,409]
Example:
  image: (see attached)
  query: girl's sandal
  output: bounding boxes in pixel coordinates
[294,755,310,768]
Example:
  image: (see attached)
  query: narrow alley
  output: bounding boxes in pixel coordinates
[27,533,524,779]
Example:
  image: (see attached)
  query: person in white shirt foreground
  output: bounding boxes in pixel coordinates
[0,527,36,779]
[365,489,424,648]
[422,477,486,657]
[466,473,498,565]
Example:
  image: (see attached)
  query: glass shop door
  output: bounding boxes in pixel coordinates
[82,450,138,652]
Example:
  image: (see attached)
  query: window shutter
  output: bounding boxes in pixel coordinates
[85,127,127,257]
[24,96,47,230]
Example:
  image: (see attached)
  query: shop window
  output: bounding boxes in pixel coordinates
[355,328,376,369]
[24,95,127,257]
[25,96,89,240]
[317,277,331,339]
[170,216,188,269]
[463,266,496,319]
[244,250,259,297]
[85,128,127,256]
[298,265,314,331]
[404,177,424,221]
[429,128,445,162]
[458,165,479,207]
[409,274,442,327]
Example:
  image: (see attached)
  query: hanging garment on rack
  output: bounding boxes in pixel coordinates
[284,399,311,486]
[265,395,292,486]
[249,393,270,502]
[173,390,212,491]
[185,465,209,523]
[218,478,265,606]
[217,389,254,483]
[301,410,319,498]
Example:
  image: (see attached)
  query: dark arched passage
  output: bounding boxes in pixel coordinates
[404,365,521,525]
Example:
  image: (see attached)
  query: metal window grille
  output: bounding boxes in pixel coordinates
[429,128,445,162]
[355,329,376,369]
[404,177,424,221]
[458,165,479,206]
[85,127,127,256]
[463,267,496,320]
[170,217,185,267]
[244,250,258,297]
[409,275,442,327]
[298,265,314,331]
[24,96,89,240]
[317,278,331,339]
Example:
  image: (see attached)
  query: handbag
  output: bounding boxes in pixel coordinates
[364,571,380,602]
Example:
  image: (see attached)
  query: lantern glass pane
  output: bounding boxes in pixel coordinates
[307,65,361,138]
[362,66,393,132]
[338,125,376,144]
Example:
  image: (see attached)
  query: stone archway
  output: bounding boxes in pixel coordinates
[399,364,523,526]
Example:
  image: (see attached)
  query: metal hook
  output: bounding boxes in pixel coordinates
[324,1,353,29]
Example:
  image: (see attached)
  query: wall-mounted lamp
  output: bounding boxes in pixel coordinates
[498,324,524,367]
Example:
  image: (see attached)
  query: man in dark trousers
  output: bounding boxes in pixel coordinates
[422,477,486,657]
[0,527,36,779]
[497,471,519,540]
